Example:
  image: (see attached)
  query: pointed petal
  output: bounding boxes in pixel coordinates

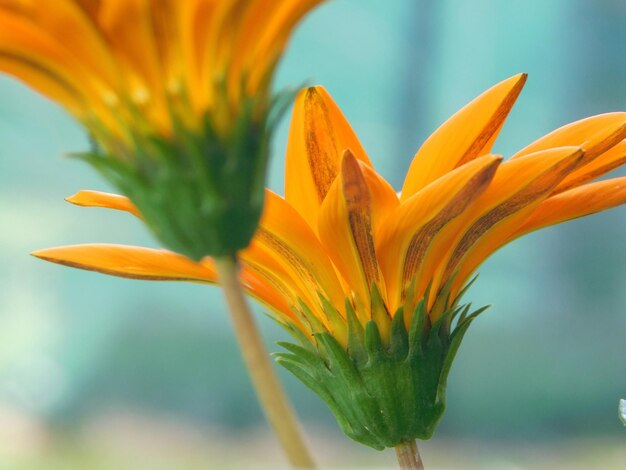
[448,175,626,304]
[511,177,626,239]
[427,147,584,306]
[238,268,296,322]
[555,140,626,193]
[285,86,371,232]
[511,113,626,168]
[66,190,141,217]
[359,162,400,234]
[31,242,294,324]
[32,244,217,282]
[401,74,527,200]
[318,150,387,319]
[376,155,501,313]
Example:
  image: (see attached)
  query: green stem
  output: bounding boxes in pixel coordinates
[395,440,424,470]
[214,255,315,468]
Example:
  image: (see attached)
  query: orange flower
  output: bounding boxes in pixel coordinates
[0,0,326,259]
[0,0,323,146]
[33,75,626,448]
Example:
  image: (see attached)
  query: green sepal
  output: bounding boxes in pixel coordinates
[370,283,391,344]
[389,309,409,360]
[276,294,487,450]
[319,293,348,346]
[346,300,367,366]
[77,91,290,260]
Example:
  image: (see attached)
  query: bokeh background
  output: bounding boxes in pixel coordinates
[1,0,626,468]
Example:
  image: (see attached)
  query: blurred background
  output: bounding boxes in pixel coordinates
[1,0,626,468]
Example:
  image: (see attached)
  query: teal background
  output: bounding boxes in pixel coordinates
[1,1,625,468]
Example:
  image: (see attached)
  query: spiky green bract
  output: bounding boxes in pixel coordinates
[75,92,293,260]
[274,295,489,451]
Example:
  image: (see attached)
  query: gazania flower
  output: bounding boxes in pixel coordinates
[34,75,626,451]
[0,0,324,259]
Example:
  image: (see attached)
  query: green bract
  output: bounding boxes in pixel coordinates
[275,293,489,450]
[78,93,291,260]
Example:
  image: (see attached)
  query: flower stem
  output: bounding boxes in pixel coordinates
[214,255,315,468]
[394,440,424,470]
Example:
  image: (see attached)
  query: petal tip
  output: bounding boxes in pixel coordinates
[64,193,81,205]
[30,249,53,261]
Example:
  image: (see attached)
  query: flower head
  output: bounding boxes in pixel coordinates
[34,75,626,448]
[0,0,324,258]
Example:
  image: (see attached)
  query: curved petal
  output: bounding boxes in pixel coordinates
[317,151,392,320]
[0,0,118,85]
[239,266,304,331]
[425,146,585,311]
[0,55,84,115]
[360,162,400,233]
[32,243,217,282]
[447,174,626,303]
[511,177,626,239]
[0,11,111,116]
[252,189,346,313]
[32,242,295,324]
[241,244,332,338]
[511,113,626,171]
[285,85,371,233]
[376,154,501,313]
[555,139,626,193]
[66,190,141,217]
[401,73,527,201]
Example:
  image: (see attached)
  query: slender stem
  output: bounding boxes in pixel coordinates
[394,440,424,470]
[214,255,315,469]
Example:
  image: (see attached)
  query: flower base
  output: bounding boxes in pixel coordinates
[77,93,292,260]
[275,297,488,450]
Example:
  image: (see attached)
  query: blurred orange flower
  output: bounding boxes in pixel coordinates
[0,0,323,146]
[0,0,326,259]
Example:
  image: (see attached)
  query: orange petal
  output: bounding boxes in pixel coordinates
[401,73,527,201]
[228,0,323,97]
[0,0,118,85]
[511,176,626,239]
[317,151,387,320]
[555,140,626,193]
[359,162,400,234]
[239,245,312,327]
[0,11,108,114]
[97,0,162,91]
[511,113,626,167]
[66,190,141,217]
[241,245,330,338]
[32,244,217,282]
[238,267,304,331]
[285,86,371,233]
[448,175,626,304]
[252,189,346,313]
[427,147,584,306]
[32,242,295,325]
[0,55,84,115]
[376,154,501,313]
